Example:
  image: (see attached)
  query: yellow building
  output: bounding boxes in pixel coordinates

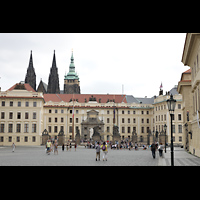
[0,83,44,146]
[0,82,184,146]
[181,33,200,156]
[153,86,184,145]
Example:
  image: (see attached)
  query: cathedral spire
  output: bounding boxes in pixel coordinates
[25,50,36,91]
[47,50,60,94]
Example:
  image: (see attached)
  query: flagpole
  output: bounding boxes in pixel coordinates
[72,94,75,141]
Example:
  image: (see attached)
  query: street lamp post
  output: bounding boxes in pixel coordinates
[164,124,167,153]
[166,94,176,166]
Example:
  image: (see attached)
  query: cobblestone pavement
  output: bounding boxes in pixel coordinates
[0,146,199,166]
[158,147,200,166]
[0,146,158,166]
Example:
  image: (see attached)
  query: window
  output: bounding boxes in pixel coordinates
[133,111,136,114]
[25,112,29,119]
[128,118,130,123]
[179,136,182,142]
[107,126,110,132]
[18,102,21,107]
[54,126,58,133]
[141,118,144,123]
[61,109,64,114]
[0,137,3,142]
[9,112,13,119]
[17,136,20,142]
[122,118,125,123]
[26,102,29,107]
[33,112,36,119]
[49,109,52,113]
[147,118,149,123]
[128,110,130,114]
[141,111,144,114]
[24,124,29,133]
[172,125,175,133]
[61,117,64,123]
[49,117,51,122]
[32,136,36,142]
[1,112,5,119]
[33,102,37,107]
[76,118,78,123]
[55,109,57,113]
[147,111,149,115]
[55,117,57,122]
[107,118,110,123]
[107,110,109,114]
[0,124,5,133]
[76,110,78,114]
[8,124,13,133]
[178,114,182,121]
[70,118,72,123]
[122,127,125,133]
[9,137,12,142]
[141,127,144,133]
[17,112,21,119]
[128,127,130,133]
[48,126,51,133]
[2,101,5,106]
[16,124,21,133]
[10,101,13,106]
[133,118,136,123]
[178,125,182,133]
[178,104,181,109]
[32,124,36,133]
[25,136,28,142]
[122,110,124,114]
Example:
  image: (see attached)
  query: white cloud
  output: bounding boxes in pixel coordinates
[0,33,189,97]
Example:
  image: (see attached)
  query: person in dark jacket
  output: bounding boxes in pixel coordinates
[151,142,157,159]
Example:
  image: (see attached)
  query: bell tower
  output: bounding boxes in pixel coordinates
[64,50,80,94]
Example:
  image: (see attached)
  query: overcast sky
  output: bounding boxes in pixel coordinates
[0,33,189,98]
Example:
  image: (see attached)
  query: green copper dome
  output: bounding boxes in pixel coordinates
[64,51,79,80]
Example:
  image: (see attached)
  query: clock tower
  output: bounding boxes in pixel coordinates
[64,50,80,94]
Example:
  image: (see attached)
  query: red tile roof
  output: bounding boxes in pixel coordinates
[7,83,36,92]
[183,69,191,73]
[43,94,127,103]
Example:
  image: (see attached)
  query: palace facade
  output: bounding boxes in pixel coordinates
[0,50,184,146]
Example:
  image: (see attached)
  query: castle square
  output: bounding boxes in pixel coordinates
[1,33,200,165]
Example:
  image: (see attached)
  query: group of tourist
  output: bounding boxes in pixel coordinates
[46,140,77,155]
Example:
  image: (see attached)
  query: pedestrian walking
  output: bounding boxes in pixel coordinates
[135,142,138,150]
[75,143,77,151]
[12,142,16,152]
[54,140,58,155]
[46,140,51,155]
[69,143,71,151]
[95,142,100,161]
[151,142,157,159]
[158,143,164,157]
[62,143,65,151]
[66,143,69,151]
[101,141,108,161]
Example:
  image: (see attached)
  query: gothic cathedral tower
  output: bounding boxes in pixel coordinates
[64,51,80,94]
[47,50,60,94]
[25,51,36,91]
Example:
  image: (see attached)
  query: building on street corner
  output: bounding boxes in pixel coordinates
[179,33,200,157]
